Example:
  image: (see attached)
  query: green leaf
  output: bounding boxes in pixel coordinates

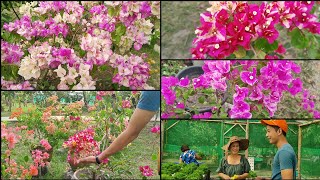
[288,28,308,49]
[246,50,255,58]
[79,49,86,58]
[255,50,267,59]
[308,48,319,59]
[100,65,108,71]
[24,155,29,162]
[198,96,205,104]
[234,46,246,58]
[254,38,278,53]
[152,154,157,161]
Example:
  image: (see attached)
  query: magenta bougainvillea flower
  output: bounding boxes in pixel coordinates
[161,60,319,119]
[139,165,153,177]
[191,1,320,59]
[240,68,258,86]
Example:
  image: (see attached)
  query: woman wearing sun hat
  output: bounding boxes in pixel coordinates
[217,136,251,180]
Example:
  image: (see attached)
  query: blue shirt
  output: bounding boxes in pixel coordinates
[137,91,160,111]
[180,150,199,165]
[272,143,297,180]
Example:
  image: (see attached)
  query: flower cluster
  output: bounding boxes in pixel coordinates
[62,128,104,164]
[2,1,160,90]
[191,1,320,59]
[139,165,154,177]
[161,60,319,119]
[1,40,24,64]
[40,139,52,151]
[110,54,151,89]
[31,149,50,167]
[1,123,48,179]
[1,78,34,90]
[122,100,132,108]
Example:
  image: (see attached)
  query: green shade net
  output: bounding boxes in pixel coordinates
[300,122,320,178]
[162,120,319,178]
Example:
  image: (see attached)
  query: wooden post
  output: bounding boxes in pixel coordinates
[298,126,302,179]
[245,120,249,158]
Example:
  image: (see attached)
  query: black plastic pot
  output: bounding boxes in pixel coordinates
[176,66,204,80]
[176,66,212,114]
[175,66,230,115]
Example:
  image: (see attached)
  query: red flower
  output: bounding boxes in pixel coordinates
[29,165,38,176]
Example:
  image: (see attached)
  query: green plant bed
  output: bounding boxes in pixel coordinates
[161,163,210,180]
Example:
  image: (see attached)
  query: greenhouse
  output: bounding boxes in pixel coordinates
[161,120,320,179]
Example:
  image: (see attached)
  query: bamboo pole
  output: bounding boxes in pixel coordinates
[245,120,249,159]
[298,126,301,179]
[298,120,320,127]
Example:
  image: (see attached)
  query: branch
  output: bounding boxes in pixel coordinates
[9,1,20,20]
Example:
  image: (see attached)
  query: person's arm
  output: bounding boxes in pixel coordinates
[281,169,293,180]
[218,173,231,180]
[279,150,295,180]
[236,173,249,179]
[195,153,202,160]
[179,157,182,163]
[78,108,156,164]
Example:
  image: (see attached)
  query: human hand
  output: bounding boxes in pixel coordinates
[76,155,96,165]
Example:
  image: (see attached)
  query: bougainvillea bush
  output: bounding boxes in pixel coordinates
[161,60,320,119]
[191,1,320,59]
[1,1,160,90]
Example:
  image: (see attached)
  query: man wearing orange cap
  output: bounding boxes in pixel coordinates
[259,120,297,180]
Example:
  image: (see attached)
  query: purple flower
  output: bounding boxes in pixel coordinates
[161,88,176,105]
[205,61,230,74]
[288,78,303,96]
[59,48,71,57]
[161,76,179,88]
[140,1,151,18]
[249,85,263,101]
[179,77,190,87]
[313,110,320,118]
[192,112,212,119]
[192,75,209,89]
[176,102,185,109]
[263,95,278,117]
[240,68,258,86]
[233,85,249,102]
[229,100,252,119]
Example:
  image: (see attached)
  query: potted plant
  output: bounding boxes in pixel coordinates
[173,65,230,116]
[63,128,109,179]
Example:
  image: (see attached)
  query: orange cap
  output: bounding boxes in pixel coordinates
[261,120,288,133]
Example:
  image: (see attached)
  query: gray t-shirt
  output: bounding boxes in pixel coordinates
[272,143,297,180]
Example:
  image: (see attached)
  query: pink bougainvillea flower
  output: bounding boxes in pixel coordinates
[275,44,286,54]
[179,77,190,87]
[176,102,185,109]
[233,85,249,102]
[192,112,212,119]
[122,100,131,108]
[288,78,303,96]
[150,125,160,134]
[40,139,52,151]
[240,68,258,86]
[139,165,154,177]
[229,100,252,119]
[249,85,263,101]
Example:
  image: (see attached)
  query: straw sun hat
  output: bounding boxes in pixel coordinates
[222,136,249,151]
